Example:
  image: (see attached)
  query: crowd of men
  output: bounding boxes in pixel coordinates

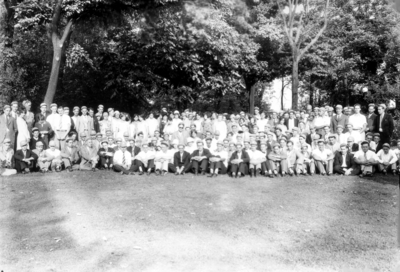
[0,101,397,178]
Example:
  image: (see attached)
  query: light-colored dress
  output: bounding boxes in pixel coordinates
[17,117,30,150]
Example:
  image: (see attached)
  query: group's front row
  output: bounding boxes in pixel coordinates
[0,137,397,179]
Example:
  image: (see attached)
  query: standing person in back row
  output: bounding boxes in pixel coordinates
[374,104,394,145]
[348,104,367,143]
[330,105,348,133]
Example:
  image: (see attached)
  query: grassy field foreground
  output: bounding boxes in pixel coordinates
[0,172,400,272]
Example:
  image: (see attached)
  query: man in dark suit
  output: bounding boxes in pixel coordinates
[98,140,115,170]
[89,107,100,133]
[14,140,37,174]
[190,141,211,175]
[229,142,250,178]
[374,104,394,145]
[330,105,348,133]
[174,144,191,175]
[284,111,299,131]
[0,105,18,149]
[333,144,358,175]
[127,139,141,168]
[34,103,50,125]
[366,103,377,134]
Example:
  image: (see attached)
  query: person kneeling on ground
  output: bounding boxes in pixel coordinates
[61,138,80,172]
[80,139,99,172]
[113,141,133,175]
[376,143,398,175]
[229,142,250,178]
[14,140,37,174]
[0,138,17,176]
[353,141,379,178]
[312,139,334,176]
[135,143,156,175]
[208,141,228,177]
[268,143,288,177]
[45,140,63,172]
[98,140,114,170]
[333,144,357,176]
[154,142,175,176]
[174,143,191,175]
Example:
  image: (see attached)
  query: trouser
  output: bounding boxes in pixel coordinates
[209,161,227,174]
[378,163,396,172]
[260,161,270,173]
[288,163,302,174]
[269,160,288,173]
[62,158,80,170]
[379,132,391,146]
[15,160,34,172]
[334,165,360,175]
[191,159,209,173]
[155,161,175,172]
[175,161,191,173]
[80,158,98,170]
[314,160,333,174]
[360,164,375,173]
[230,162,248,176]
[302,161,315,174]
[99,156,113,168]
[131,160,155,172]
[113,164,131,174]
[50,159,62,170]
[37,160,50,171]
[249,163,261,170]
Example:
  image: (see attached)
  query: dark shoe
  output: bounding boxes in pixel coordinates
[269,174,274,178]
[201,171,206,175]
[383,170,387,175]
[92,168,96,172]
[249,169,254,178]
[208,174,214,178]
[139,171,144,175]
[155,170,160,176]
[129,172,135,175]
[359,173,364,178]
[327,172,331,176]
[194,170,198,175]
[67,167,73,172]
[147,171,151,176]
[181,172,184,175]
[175,172,179,176]
[214,174,218,177]
[321,172,326,176]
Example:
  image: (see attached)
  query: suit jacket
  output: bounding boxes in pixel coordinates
[366,113,377,132]
[14,149,37,162]
[92,115,100,133]
[127,146,141,157]
[61,146,80,162]
[173,151,191,167]
[34,112,50,126]
[229,150,250,163]
[0,114,17,144]
[191,149,212,160]
[29,137,45,150]
[330,114,348,133]
[374,113,394,138]
[333,152,354,169]
[98,147,115,157]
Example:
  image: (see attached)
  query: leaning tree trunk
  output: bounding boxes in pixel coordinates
[249,84,255,115]
[292,57,299,110]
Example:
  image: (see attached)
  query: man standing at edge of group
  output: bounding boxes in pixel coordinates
[374,104,394,145]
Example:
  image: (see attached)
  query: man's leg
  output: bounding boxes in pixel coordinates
[230,164,238,176]
[62,158,71,169]
[113,164,130,174]
[334,165,345,174]
[238,162,248,176]
[192,160,199,174]
[199,159,209,173]
[327,160,333,174]
[280,159,288,174]
[168,163,176,173]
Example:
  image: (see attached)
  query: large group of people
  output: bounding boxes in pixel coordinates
[0,100,397,179]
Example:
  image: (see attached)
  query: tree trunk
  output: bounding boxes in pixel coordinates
[344,76,349,106]
[309,76,314,106]
[44,42,62,106]
[249,84,255,114]
[292,58,299,110]
[281,78,285,110]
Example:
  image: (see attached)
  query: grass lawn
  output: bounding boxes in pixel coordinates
[0,171,399,272]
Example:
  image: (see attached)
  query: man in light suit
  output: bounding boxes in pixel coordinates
[171,122,190,146]
[61,138,81,171]
[330,105,348,133]
[0,105,18,149]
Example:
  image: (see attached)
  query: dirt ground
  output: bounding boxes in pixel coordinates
[0,172,399,272]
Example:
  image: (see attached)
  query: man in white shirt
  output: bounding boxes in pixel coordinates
[45,140,62,172]
[377,143,397,175]
[155,142,174,175]
[256,112,268,132]
[56,106,71,151]
[71,106,81,136]
[113,141,133,175]
[135,143,156,175]
[46,103,60,143]
[353,141,379,178]
[171,111,182,133]
[312,139,334,175]
[247,141,267,177]
[348,104,367,142]
[325,135,340,155]
[79,106,93,137]
[209,141,229,177]
[313,108,330,138]
[336,125,348,145]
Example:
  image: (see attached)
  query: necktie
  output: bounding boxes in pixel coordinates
[122,152,126,165]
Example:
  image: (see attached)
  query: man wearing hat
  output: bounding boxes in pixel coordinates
[171,110,182,133]
[80,139,99,171]
[365,132,377,152]
[346,136,359,154]
[190,141,212,175]
[247,141,267,177]
[336,125,348,145]
[312,139,334,175]
[333,144,356,175]
[96,105,104,120]
[131,143,153,175]
[46,103,60,144]
[348,104,367,142]
[32,141,49,172]
[373,133,383,153]
[172,122,189,146]
[326,135,340,155]
[376,143,398,175]
[71,106,80,135]
[88,107,100,134]
[45,140,62,172]
[35,103,49,125]
[208,141,228,177]
[330,105,348,134]
[286,140,304,176]
[112,141,132,174]
[79,106,93,137]
[353,141,379,177]
[313,107,330,138]
[366,104,377,134]
[154,142,175,175]
[374,104,394,146]
[0,138,16,176]
[284,111,299,131]
[29,127,43,150]
[98,139,114,170]
[56,106,71,151]
[0,105,18,148]
[268,143,288,177]
[10,101,18,119]
[14,140,37,174]
[228,142,250,178]
[22,100,35,133]
[61,138,80,172]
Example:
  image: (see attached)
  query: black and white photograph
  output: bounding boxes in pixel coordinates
[1,0,400,271]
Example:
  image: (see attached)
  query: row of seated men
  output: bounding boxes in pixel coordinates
[2,134,397,179]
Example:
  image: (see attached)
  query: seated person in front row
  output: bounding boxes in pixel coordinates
[190,141,211,175]
[32,141,49,173]
[98,140,114,170]
[61,138,80,172]
[267,143,288,177]
[113,141,133,175]
[80,139,99,171]
[45,140,63,172]
[174,143,191,175]
[353,141,379,178]
[247,141,267,177]
[208,141,228,177]
[0,138,17,176]
[154,142,175,176]
[333,144,357,176]
[134,143,155,175]
[14,140,37,174]
[300,144,314,175]
[312,139,334,176]
[229,142,250,178]
[376,143,398,175]
[286,140,304,176]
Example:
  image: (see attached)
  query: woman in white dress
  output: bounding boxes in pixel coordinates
[16,110,31,150]
[130,115,139,138]
[213,114,227,140]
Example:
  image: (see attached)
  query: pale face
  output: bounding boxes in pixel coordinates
[73,109,79,115]
[87,140,93,148]
[41,106,47,113]
[37,145,43,151]
[51,106,57,113]
[354,106,361,114]
[287,142,293,150]
[318,142,324,151]
[82,109,88,115]
[67,141,73,148]
[378,107,384,114]
[361,144,369,153]
[103,112,109,120]
[25,103,31,111]
[58,108,64,115]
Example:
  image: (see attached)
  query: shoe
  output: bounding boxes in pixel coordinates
[41,169,45,173]
[155,170,160,176]
[321,172,326,176]
[121,171,124,175]
[147,171,151,176]
[194,170,198,176]
[163,170,168,176]
[235,174,238,178]
[139,171,144,175]
[129,172,135,175]
[359,173,364,178]
[201,171,206,176]
[327,172,331,176]
[214,174,218,177]
[207,173,213,178]
[383,170,387,175]
[239,174,244,178]
[100,167,105,170]
[269,174,274,178]
[175,172,179,176]
[181,172,184,175]
[92,168,96,172]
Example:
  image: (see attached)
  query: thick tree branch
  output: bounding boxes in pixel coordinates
[60,19,73,45]
[277,1,294,48]
[51,0,63,37]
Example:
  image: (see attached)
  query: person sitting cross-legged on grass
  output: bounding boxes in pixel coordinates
[312,139,334,176]
[333,144,357,176]
[229,142,250,178]
[61,138,80,172]
[300,144,314,175]
[0,138,17,176]
[376,143,398,175]
[113,141,133,175]
[45,140,63,172]
[268,143,288,177]
[14,140,37,174]
[208,141,229,177]
[353,141,379,178]
[98,140,114,170]
[286,140,304,176]
[135,143,156,175]
[154,142,175,176]
[173,143,191,176]
[190,141,211,175]
[32,141,50,173]
[247,141,267,178]
[80,139,99,172]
